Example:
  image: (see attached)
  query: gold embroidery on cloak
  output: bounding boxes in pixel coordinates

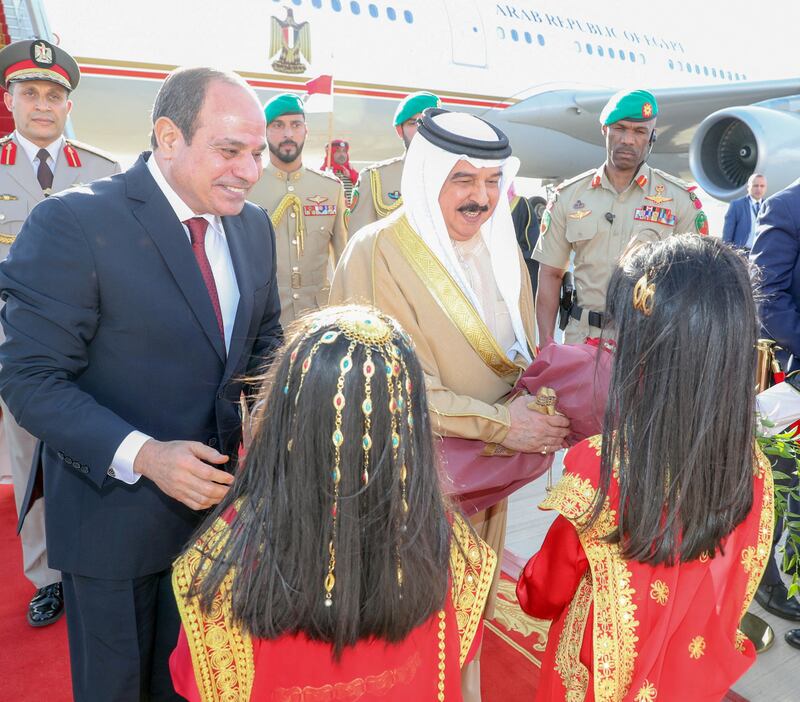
[272,651,422,701]
[450,513,497,665]
[554,571,592,701]
[541,470,640,702]
[370,168,403,218]
[172,516,255,702]
[390,216,523,379]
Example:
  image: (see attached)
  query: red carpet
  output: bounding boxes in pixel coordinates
[0,484,72,701]
[482,571,546,701]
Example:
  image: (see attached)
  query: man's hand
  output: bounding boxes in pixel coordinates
[501,395,570,454]
[133,439,233,511]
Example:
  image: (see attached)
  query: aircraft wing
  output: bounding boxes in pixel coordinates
[500,79,800,153]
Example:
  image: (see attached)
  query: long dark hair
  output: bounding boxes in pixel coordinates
[185,306,451,656]
[591,235,758,565]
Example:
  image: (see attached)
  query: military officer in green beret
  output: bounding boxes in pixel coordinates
[248,93,347,325]
[0,38,120,628]
[347,90,440,233]
[533,89,708,345]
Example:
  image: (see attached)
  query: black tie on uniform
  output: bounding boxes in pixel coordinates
[36,148,53,193]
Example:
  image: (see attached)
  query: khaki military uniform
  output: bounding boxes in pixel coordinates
[0,131,120,590]
[534,162,708,343]
[249,161,347,325]
[347,155,404,234]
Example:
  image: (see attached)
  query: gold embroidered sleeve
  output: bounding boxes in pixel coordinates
[449,514,497,667]
[539,471,597,526]
[172,517,255,702]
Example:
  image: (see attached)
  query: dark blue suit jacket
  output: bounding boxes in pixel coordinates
[0,153,282,578]
[722,195,757,248]
[750,178,800,373]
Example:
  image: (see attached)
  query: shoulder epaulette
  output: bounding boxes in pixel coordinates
[555,168,596,191]
[64,139,119,165]
[650,167,693,191]
[364,155,404,174]
[0,134,12,145]
[306,166,344,185]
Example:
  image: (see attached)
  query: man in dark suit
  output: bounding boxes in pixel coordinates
[0,67,282,701]
[750,178,800,650]
[722,173,767,250]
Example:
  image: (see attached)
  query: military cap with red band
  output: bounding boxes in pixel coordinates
[0,39,80,92]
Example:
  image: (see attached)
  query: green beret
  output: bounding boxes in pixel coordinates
[600,89,658,125]
[393,91,441,127]
[0,39,80,91]
[264,93,305,124]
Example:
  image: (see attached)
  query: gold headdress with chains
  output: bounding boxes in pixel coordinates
[284,306,415,606]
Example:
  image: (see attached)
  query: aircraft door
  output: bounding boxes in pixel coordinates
[441,0,487,67]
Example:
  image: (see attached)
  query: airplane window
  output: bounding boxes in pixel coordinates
[668,59,674,69]
[735,72,740,80]
[497,27,506,39]
[694,64,700,73]
[404,10,413,23]
[586,43,593,55]
[511,29,519,41]
[368,3,377,16]
[639,53,646,64]
[629,51,635,62]
[524,31,532,43]
[387,6,396,20]
[742,74,747,80]
[313,0,322,6]
[331,0,341,10]
[619,48,625,60]
[291,0,302,5]
[597,46,604,57]
[538,34,545,46]
[608,47,615,58]
[727,70,732,80]
[350,1,360,13]
[712,68,717,77]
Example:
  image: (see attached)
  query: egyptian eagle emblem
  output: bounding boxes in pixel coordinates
[269,8,311,75]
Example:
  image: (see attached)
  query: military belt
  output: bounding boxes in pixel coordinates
[570,304,604,329]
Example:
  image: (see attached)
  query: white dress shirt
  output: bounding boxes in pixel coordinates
[14,130,63,174]
[745,195,762,250]
[109,155,241,484]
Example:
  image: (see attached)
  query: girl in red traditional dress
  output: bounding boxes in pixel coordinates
[517,235,773,702]
[170,306,495,701]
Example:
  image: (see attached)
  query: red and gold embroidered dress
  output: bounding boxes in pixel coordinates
[170,513,495,701]
[517,436,774,702]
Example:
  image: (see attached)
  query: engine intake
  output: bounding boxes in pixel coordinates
[689,106,800,202]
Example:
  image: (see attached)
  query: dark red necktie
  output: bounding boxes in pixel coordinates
[183,217,224,340]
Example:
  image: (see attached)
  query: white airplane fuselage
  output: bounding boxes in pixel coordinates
[39,0,799,187]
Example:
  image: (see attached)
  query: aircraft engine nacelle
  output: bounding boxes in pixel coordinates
[689,106,800,202]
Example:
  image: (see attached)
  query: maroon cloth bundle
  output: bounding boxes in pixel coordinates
[438,341,612,514]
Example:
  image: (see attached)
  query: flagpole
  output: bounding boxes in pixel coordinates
[325,80,334,171]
